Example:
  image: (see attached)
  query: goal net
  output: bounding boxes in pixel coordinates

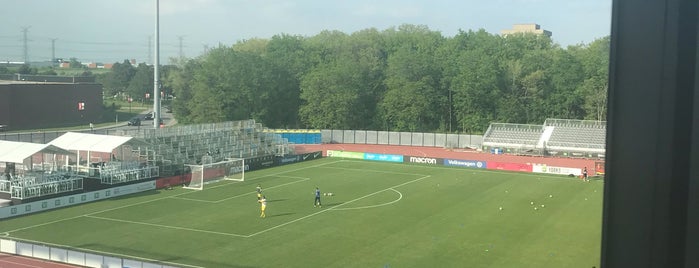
[184,158,245,190]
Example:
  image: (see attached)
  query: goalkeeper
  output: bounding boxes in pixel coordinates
[314,187,322,208]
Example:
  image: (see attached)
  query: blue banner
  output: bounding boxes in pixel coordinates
[364,153,404,163]
[444,159,487,169]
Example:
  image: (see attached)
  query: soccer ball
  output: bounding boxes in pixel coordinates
[323,193,327,196]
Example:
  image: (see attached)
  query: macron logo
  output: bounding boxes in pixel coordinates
[409,156,437,164]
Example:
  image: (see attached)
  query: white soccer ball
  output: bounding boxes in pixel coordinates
[534,207,538,210]
[530,201,534,205]
[549,194,553,198]
[499,207,503,210]
[541,204,545,208]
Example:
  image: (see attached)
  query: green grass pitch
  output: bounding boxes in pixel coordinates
[0,158,603,268]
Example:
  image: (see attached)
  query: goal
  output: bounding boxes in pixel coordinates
[184,158,245,190]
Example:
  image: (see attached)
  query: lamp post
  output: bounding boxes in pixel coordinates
[153,0,161,128]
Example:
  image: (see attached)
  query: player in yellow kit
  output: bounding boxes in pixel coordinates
[258,195,267,218]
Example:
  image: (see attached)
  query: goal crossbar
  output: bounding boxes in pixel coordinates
[184,158,245,190]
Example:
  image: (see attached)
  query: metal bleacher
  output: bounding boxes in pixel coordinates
[118,120,294,176]
[482,118,606,158]
[482,123,544,149]
[544,119,606,156]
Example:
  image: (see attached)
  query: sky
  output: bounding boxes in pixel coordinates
[0,0,612,65]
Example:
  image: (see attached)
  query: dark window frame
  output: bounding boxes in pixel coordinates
[602,1,698,267]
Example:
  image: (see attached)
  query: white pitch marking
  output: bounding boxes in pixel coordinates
[331,188,403,211]
[213,177,310,203]
[84,215,247,237]
[246,175,431,238]
[3,160,343,235]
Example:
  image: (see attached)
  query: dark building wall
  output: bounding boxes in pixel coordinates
[0,88,9,128]
[0,83,103,130]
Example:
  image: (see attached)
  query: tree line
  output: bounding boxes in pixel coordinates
[119,24,612,133]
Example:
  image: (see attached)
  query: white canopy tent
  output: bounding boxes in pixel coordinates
[0,140,73,164]
[0,140,74,176]
[48,132,151,174]
[48,132,137,153]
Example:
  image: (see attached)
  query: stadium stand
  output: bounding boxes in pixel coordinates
[48,132,159,185]
[482,123,545,155]
[0,120,295,204]
[117,119,294,177]
[482,118,606,159]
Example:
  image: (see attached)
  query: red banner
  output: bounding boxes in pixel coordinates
[156,175,189,189]
[486,162,533,172]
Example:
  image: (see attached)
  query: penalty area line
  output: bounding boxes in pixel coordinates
[84,215,248,238]
[246,175,430,238]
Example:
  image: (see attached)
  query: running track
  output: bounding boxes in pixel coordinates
[0,253,83,268]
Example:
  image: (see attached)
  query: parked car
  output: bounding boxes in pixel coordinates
[127,118,141,126]
[143,112,153,120]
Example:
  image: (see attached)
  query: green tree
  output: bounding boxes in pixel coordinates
[165,58,201,124]
[17,64,36,75]
[99,60,136,98]
[451,47,504,133]
[69,57,83,69]
[186,47,299,127]
[571,36,610,120]
[381,46,443,131]
[127,63,153,102]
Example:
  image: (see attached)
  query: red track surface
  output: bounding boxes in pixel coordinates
[0,253,83,268]
[295,144,603,175]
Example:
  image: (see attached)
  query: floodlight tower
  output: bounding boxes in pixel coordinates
[153,0,161,128]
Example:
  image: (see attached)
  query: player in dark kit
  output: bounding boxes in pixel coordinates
[314,187,322,208]
[583,167,589,182]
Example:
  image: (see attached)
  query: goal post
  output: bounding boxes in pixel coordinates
[184,158,245,190]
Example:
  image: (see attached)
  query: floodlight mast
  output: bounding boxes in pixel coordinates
[153,0,161,129]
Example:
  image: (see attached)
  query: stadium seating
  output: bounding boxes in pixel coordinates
[121,120,293,176]
[482,118,606,158]
[482,123,544,149]
[545,119,606,151]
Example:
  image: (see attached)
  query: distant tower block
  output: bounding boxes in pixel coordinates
[501,24,552,37]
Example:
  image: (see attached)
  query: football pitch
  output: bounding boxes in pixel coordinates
[0,158,603,268]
